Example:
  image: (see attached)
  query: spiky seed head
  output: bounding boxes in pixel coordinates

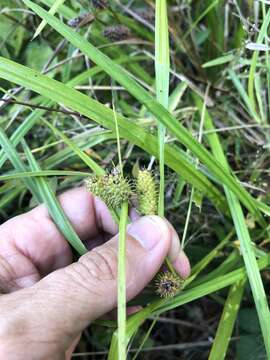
[92,0,108,9]
[68,13,94,28]
[140,9,155,23]
[103,25,131,41]
[68,16,82,28]
[136,169,157,215]
[155,272,183,298]
[85,170,132,209]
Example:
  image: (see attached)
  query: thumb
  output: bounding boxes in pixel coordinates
[1,216,189,356]
[37,216,175,332]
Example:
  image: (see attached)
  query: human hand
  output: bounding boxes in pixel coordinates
[0,187,190,359]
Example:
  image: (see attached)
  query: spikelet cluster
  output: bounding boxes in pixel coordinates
[136,170,157,215]
[85,170,132,209]
[103,25,131,41]
[155,272,183,298]
[92,0,108,9]
[140,9,155,23]
[68,13,92,28]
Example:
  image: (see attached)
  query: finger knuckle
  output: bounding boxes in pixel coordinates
[80,247,118,281]
[64,247,118,295]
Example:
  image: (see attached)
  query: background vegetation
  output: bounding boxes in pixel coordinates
[0,0,270,359]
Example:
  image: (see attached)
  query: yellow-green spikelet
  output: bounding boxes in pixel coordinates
[85,171,132,209]
[136,170,157,215]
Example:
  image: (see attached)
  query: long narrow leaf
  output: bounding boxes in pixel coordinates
[109,252,270,358]
[0,128,40,201]
[0,170,89,181]
[22,0,266,226]
[22,140,87,255]
[208,279,246,360]
[42,119,104,176]
[33,0,66,38]
[194,95,270,358]
[248,8,270,112]
[155,0,170,215]
[0,57,228,214]
[117,202,129,359]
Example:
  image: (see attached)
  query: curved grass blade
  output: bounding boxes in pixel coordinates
[0,170,89,181]
[155,0,170,216]
[194,95,270,358]
[21,140,87,255]
[208,279,246,360]
[109,252,270,359]
[228,69,261,123]
[156,252,270,314]
[39,0,75,19]
[0,186,23,210]
[202,53,235,68]
[0,107,48,168]
[0,57,228,214]
[0,128,40,201]
[248,8,270,113]
[33,0,66,39]
[183,0,219,39]
[43,131,115,170]
[0,53,143,168]
[187,231,233,285]
[21,0,265,226]
[42,118,104,176]
[41,119,120,223]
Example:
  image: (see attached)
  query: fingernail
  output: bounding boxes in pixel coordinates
[127,215,168,251]
[173,251,191,279]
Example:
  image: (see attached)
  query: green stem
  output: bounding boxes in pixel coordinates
[155,0,176,276]
[117,201,129,360]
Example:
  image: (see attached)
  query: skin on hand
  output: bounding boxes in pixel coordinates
[0,187,190,360]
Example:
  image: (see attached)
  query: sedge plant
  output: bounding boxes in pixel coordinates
[1,1,270,359]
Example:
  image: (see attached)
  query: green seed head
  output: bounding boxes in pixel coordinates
[85,170,132,209]
[155,272,183,298]
[136,169,157,215]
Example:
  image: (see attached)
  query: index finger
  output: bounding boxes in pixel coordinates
[0,187,118,278]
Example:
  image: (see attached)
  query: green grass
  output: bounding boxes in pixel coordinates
[209,279,246,360]
[1,1,270,359]
[117,201,129,359]
[194,94,270,358]
[22,0,267,229]
[155,0,170,217]
[33,0,67,38]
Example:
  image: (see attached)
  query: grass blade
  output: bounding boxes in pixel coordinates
[22,0,266,226]
[21,140,87,255]
[0,57,228,214]
[248,8,270,113]
[228,69,261,123]
[183,0,219,39]
[0,127,40,201]
[0,107,48,168]
[156,253,270,314]
[109,253,270,358]
[202,53,235,68]
[208,279,246,360]
[187,231,233,286]
[155,0,170,216]
[0,170,89,181]
[41,118,105,176]
[194,94,270,358]
[39,0,75,19]
[117,201,129,360]
[33,0,66,39]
